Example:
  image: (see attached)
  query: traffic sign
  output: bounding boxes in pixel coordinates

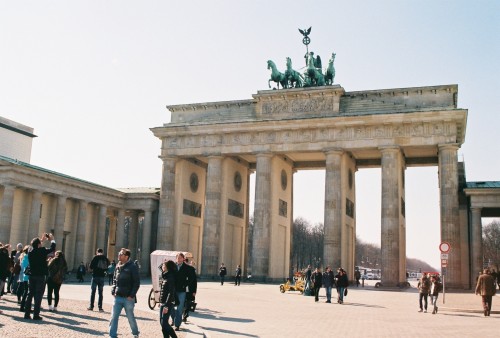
[439,242,451,253]
[441,253,449,259]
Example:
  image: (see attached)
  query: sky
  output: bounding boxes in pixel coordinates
[1,1,499,269]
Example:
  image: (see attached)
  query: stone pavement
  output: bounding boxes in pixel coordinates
[0,278,498,337]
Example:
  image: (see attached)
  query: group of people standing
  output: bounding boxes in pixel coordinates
[218,263,242,286]
[304,265,349,304]
[417,272,442,314]
[159,252,198,338]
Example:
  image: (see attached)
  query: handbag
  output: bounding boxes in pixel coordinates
[344,288,348,296]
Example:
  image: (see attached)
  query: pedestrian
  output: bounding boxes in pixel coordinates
[88,248,110,312]
[47,250,67,312]
[219,263,227,285]
[354,268,361,287]
[107,260,116,286]
[311,267,322,302]
[0,243,12,300]
[17,245,30,309]
[109,248,140,338]
[24,233,56,320]
[417,272,430,313]
[77,261,86,282]
[304,264,312,293]
[429,274,442,314]
[322,266,335,303]
[172,252,197,332]
[335,268,349,304]
[160,260,178,338]
[475,268,496,316]
[234,264,242,286]
[8,243,23,294]
[182,258,196,323]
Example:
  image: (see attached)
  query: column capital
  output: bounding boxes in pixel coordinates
[379,145,401,153]
[323,148,344,156]
[438,143,460,151]
[255,152,273,159]
[470,206,482,213]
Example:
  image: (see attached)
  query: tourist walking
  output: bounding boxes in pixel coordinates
[304,264,312,293]
[429,274,442,314]
[18,246,30,310]
[336,268,349,304]
[323,266,335,303]
[219,263,227,285]
[354,268,361,287]
[160,260,178,338]
[475,268,496,316]
[172,252,197,332]
[417,272,431,313]
[0,243,11,300]
[47,250,67,312]
[311,267,323,302]
[8,243,23,294]
[88,248,110,312]
[109,248,140,338]
[234,264,242,286]
[107,260,116,286]
[77,261,86,282]
[24,233,56,320]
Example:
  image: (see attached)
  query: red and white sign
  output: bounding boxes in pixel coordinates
[439,242,451,253]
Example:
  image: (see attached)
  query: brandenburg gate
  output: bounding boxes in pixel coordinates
[152,83,468,287]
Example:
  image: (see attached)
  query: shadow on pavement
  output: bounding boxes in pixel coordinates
[198,325,259,337]
[342,302,386,309]
[194,307,255,323]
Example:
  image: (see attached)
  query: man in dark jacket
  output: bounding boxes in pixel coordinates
[109,248,140,338]
[323,266,335,303]
[172,252,197,331]
[311,267,323,302]
[219,263,227,285]
[87,248,110,312]
[24,233,56,320]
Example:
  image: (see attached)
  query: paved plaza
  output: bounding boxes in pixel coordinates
[0,279,498,337]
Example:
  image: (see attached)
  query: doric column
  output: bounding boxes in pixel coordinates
[53,195,67,242]
[251,153,273,279]
[0,184,15,241]
[470,207,483,280]
[439,144,461,287]
[323,149,343,269]
[28,190,43,241]
[157,156,177,250]
[128,211,139,259]
[74,200,88,266]
[83,204,98,264]
[140,209,153,274]
[201,155,223,276]
[96,205,108,252]
[380,147,401,287]
[115,209,126,251]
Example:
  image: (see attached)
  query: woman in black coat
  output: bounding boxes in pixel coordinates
[160,260,178,338]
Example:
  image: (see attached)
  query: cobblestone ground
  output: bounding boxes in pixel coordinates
[0,292,188,338]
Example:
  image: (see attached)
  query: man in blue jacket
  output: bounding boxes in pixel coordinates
[109,248,140,338]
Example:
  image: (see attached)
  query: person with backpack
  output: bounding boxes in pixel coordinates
[429,274,442,314]
[87,248,110,312]
[417,272,431,313]
[47,250,68,312]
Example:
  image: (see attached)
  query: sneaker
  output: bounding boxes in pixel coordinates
[418,309,423,312]
[53,307,58,312]
[33,316,43,320]
[424,309,427,313]
[175,327,180,331]
[48,305,54,312]
[99,308,104,312]
[87,307,93,311]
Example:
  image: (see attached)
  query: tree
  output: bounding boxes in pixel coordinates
[483,220,500,270]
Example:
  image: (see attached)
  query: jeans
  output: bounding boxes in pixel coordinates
[108,274,114,286]
[430,294,439,313]
[325,286,332,302]
[47,279,62,307]
[109,296,139,338]
[25,275,46,317]
[90,276,105,309]
[160,304,177,338]
[419,292,428,310]
[337,287,345,302]
[172,291,186,328]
